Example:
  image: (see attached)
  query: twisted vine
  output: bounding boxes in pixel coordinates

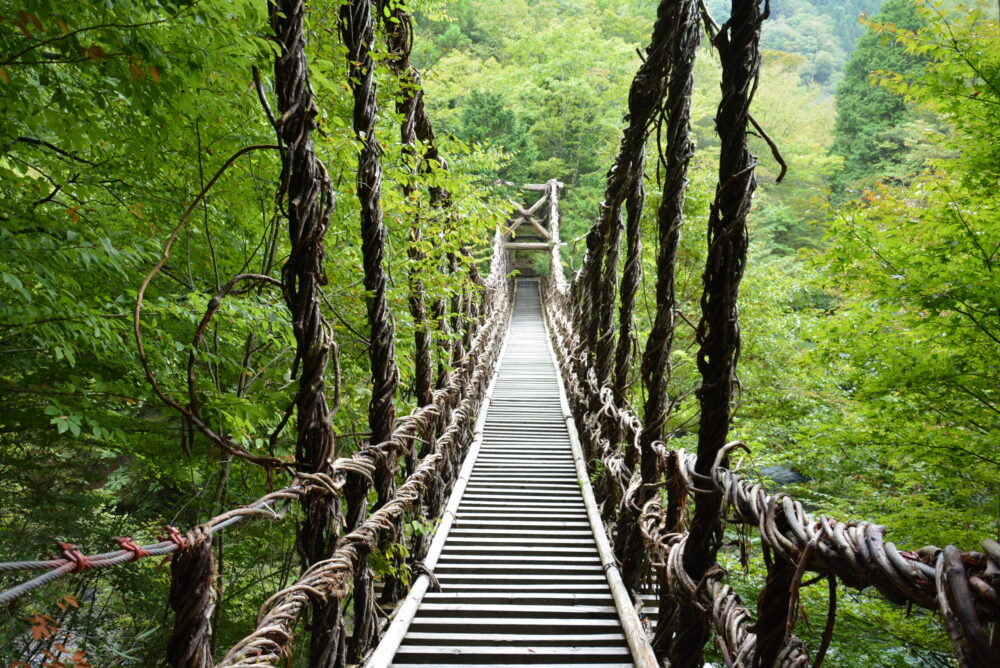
[617,0,703,598]
[270,0,343,663]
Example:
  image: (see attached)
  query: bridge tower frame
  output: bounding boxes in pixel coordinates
[503,179,565,277]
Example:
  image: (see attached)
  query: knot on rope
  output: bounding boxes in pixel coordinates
[113,536,150,562]
[185,526,213,550]
[297,470,343,496]
[412,560,441,592]
[57,542,91,573]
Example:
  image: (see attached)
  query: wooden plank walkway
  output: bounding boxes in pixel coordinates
[373,281,642,667]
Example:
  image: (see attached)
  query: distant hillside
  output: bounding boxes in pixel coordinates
[705,0,884,85]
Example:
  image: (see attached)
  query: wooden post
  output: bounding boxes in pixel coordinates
[167,529,215,668]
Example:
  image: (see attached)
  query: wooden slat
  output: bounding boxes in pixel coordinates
[421,593,612,605]
[436,554,602,564]
[402,631,627,645]
[370,281,652,668]
[393,645,632,659]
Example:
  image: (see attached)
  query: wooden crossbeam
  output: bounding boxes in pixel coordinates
[525,216,552,240]
[523,181,564,192]
[510,210,552,240]
[505,241,559,250]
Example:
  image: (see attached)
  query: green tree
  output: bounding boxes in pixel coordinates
[830,0,927,193]
[458,90,536,182]
[706,0,885,85]
[415,0,644,244]
[0,0,507,662]
[813,1,1000,549]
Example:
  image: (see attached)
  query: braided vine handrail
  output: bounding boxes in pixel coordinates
[216,230,513,666]
[218,455,441,667]
[540,0,995,664]
[543,271,1000,665]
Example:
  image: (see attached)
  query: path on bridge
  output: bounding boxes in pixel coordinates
[374,280,648,667]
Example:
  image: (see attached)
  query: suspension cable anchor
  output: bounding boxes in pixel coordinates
[57,542,91,573]
[160,525,187,552]
[113,536,150,561]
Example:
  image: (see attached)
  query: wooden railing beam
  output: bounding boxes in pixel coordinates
[505,241,561,250]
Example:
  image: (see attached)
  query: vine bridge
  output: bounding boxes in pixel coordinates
[1,1,997,667]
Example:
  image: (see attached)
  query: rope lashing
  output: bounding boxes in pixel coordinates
[162,525,187,551]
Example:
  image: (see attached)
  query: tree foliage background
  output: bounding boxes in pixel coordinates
[0,0,506,662]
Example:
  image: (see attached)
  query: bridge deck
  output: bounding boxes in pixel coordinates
[384,281,636,667]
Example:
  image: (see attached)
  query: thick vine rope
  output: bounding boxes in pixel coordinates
[340,0,399,522]
[384,2,446,409]
[618,0,703,597]
[573,0,679,375]
[611,157,643,408]
[379,0,429,609]
[339,0,400,656]
[557,0,692,553]
[269,0,345,663]
[218,455,441,668]
[640,497,810,667]
[168,528,216,668]
[670,2,766,663]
